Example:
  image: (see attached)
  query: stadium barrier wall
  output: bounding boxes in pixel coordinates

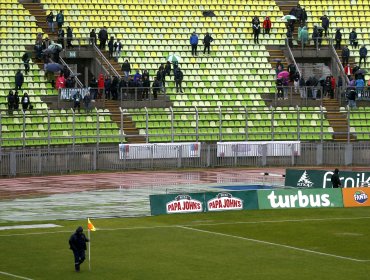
[285,169,370,188]
[149,188,345,216]
[1,142,370,176]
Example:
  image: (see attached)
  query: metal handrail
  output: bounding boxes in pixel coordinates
[328,39,350,86]
[93,44,121,78]
[59,57,83,88]
[285,38,302,79]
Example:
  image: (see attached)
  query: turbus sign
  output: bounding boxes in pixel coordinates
[285,169,370,188]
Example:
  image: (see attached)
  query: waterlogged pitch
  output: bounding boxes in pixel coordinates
[0,208,370,280]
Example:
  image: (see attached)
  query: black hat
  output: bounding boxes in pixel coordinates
[76,226,83,233]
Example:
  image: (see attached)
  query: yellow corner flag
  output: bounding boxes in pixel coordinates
[87,218,96,231]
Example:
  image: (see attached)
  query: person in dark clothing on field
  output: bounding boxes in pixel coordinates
[15,70,24,90]
[331,168,342,188]
[69,226,89,272]
[320,14,330,37]
[203,32,214,55]
[342,45,350,66]
[98,27,108,50]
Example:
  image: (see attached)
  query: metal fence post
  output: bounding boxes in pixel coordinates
[93,148,97,171]
[316,143,323,165]
[345,143,353,166]
[206,143,211,167]
[261,144,267,166]
[10,152,16,176]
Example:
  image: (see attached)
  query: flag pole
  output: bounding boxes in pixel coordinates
[88,227,91,271]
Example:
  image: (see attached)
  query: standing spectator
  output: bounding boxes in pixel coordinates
[121,59,131,78]
[203,32,214,55]
[22,52,30,75]
[108,36,114,58]
[286,28,293,48]
[46,12,54,33]
[89,76,98,99]
[312,26,319,49]
[134,70,142,82]
[359,45,367,67]
[174,67,184,93]
[189,31,199,56]
[301,8,307,25]
[111,76,119,100]
[83,93,91,113]
[252,16,260,26]
[65,76,74,88]
[335,28,342,50]
[263,16,272,35]
[342,45,350,66]
[349,29,358,48]
[119,77,127,99]
[89,29,97,45]
[21,92,31,112]
[7,90,15,115]
[276,78,283,100]
[104,76,111,100]
[299,76,306,99]
[356,76,365,99]
[275,61,284,75]
[320,14,330,37]
[142,69,150,81]
[15,70,24,90]
[14,91,20,110]
[55,73,66,90]
[299,26,308,47]
[66,26,73,48]
[344,64,352,78]
[330,75,336,99]
[62,65,70,79]
[252,20,261,44]
[114,40,122,60]
[152,77,160,100]
[287,63,296,81]
[73,90,82,113]
[98,73,104,99]
[293,74,300,95]
[56,10,64,30]
[156,65,164,93]
[295,4,303,23]
[347,89,357,109]
[98,27,108,50]
[142,75,150,100]
[57,28,65,49]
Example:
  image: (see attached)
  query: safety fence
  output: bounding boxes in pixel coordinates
[1,142,370,176]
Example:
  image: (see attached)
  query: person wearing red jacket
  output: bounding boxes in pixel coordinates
[344,64,352,77]
[330,75,336,99]
[97,73,104,99]
[263,16,272,35]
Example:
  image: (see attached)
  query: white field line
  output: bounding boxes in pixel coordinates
[178,226,370,262]
[1,216,370,237]
[0,271,34,280]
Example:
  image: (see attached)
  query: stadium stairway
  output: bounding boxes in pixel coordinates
[105,100,146,143]
[322,98,356,141]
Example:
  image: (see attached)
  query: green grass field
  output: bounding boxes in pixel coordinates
[1,207,370,280]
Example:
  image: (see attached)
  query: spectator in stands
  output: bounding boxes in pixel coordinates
[46,12,55,33]
[299,76,306,99]
[174,67,184,93]
[66,27,73,48]
[114,40,123,61]
[282,77,289,99]
[172,61,179,76]
[152,77,160,100]
[134,70,142,82]
[83,93,92,113]
[293,74,300,95]
[108,36,114,58]
[334,28,342,50]
[156,65,165,93]
[35,32,43,45]
[347,89,357,109]
[330,75,336,99]
[299,26,308,47]
[56,10,64,30]
[142,75,150,100]
[136,77,144,100]
[263,16,271,35]
[344,63,353,78]
[57,28,65,49]
[295,4,303,23]
[98,27,108,50]
[252,16,260,26]
[320,15,329,37]
[203,32,214,55]
[111,76,119,100]
[22,52,30,75]
[56,73,66,90]
[21,92,31,112]
[287,63,296,81]
[342,45,350,65]
[65,76,74,88]
[7,90,15,115]
[286,28,293,48]
[287,20,295,34]
[312,26,319,49]
[98,73,105,99]
[275,61,284,75]
[252,20,261,44]
[73,91,82,113]
[15,70,24,90]
[301,8,307,25]
[104,76,111,100]
[62,65,70,79]
[359,45,368,68]
[276,78,283,100]
[356,76,365,99]
[14,91,20,110]
[142,69,150,81]
[190,31,199,56]
[349,29,358,48]
[89,29,97,45]
[119,77,127,99]
[89,76,98,99]
[121,59,131,79]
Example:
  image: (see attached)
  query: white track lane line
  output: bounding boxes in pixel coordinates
[1,216,370,237]
[178,226,370,262]
[0,271,34,280]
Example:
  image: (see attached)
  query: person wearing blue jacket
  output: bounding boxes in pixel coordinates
[190,31,198,56]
